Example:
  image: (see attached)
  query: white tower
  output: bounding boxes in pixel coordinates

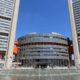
[0,0,20,69]
[68,0,80,68]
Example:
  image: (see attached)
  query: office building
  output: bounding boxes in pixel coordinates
[13,41,20,67]
[13,41,20,62]
[68,0,80,67]
[18,32,69,68]
[0,0,20,68]
[67,39,74,66]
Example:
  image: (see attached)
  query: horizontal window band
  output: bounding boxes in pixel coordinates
[0,32,9,36]
[20,42,68,46]
[0,16,11,21]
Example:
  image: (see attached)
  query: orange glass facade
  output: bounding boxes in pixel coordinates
[13,41,20,55]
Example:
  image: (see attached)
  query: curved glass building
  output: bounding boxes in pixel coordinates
[18,32,69,68]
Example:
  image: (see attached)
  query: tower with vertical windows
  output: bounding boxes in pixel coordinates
[68,0,80,67]
[0,0,20,68]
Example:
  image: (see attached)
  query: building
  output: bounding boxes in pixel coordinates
[0,0,20,68]
[13,41,20,67]
[18,32,69,68]
[13,41,20,55]
[68,0,80,67]
[13,41,20,63]
[13,41,20,62]
[67,39,74,66]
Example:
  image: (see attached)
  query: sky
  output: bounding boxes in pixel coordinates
[16,0,72,39]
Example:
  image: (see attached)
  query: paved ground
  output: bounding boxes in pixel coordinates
[0,69,80,80]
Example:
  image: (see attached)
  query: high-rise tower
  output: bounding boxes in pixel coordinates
[0,0,20,68]
[68,0,80,67]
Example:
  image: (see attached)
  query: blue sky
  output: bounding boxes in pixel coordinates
[16,0,72,39]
